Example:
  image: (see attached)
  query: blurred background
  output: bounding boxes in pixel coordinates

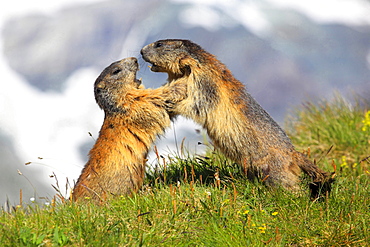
[1,0,369,206]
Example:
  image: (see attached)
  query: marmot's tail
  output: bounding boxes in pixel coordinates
[296,153,335,199]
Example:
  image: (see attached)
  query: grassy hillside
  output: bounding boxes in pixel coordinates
[1,95,369,246]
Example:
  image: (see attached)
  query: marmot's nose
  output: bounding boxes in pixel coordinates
[140,48,144,56]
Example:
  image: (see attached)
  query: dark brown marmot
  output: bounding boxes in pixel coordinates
[141,39,333,198]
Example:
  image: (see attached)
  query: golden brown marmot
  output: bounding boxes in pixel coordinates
[72,57,185,202]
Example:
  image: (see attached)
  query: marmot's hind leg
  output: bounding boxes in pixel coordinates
[258,153,302,192]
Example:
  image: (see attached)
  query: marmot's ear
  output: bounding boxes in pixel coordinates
[179,56,197,67]
[96,81,106,89]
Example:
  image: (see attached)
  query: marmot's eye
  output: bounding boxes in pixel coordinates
[112,68,121,75]
[155,42,163,48]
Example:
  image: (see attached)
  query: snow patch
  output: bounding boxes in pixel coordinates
[0,64,101,178]
[174,0,271,36]
[180,5,222,31]
[173,0,370,37]
[0,0,103,22]
[234,2,271,36]
[266,0,370,25]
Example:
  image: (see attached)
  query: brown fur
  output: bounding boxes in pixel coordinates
[72,57,186,202]
[141,39,334,198]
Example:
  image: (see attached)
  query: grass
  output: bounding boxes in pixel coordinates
[1,94,369,246]
[285,93,370,176]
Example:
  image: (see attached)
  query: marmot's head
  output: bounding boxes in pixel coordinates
[141,39,206,79]
[94,57,142,112]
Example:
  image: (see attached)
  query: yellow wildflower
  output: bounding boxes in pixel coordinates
[362,110,370,132]
[340,156,348,168]
[258,224,267,233]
